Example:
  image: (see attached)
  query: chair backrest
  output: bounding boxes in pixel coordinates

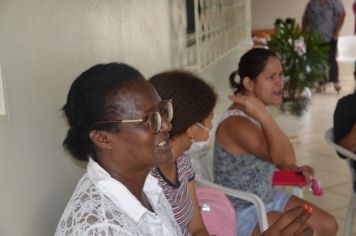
[190,147,214,182]
[325,127,356,192]
[337,36,356,63]
[196,187,237,236]
[189,146,269,233]
[325,128,356,161]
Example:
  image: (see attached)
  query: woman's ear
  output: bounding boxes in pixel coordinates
[186,125,195,139]
[89,130,112,150]
[242,77,255,92]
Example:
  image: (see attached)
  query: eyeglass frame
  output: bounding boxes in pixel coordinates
[94,99,173,133]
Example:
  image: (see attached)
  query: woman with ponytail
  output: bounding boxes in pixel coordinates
[213,48,337,236]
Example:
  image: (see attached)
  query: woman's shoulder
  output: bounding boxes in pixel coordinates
[335,93,356,115]
[55,175,133,235]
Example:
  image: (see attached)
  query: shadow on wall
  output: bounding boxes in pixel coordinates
[39,157,86,234]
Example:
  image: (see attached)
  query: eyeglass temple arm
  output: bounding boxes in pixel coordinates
[95,119,144,124]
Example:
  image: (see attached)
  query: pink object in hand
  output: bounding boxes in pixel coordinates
[310,178,323,196]
[196,187,237,236]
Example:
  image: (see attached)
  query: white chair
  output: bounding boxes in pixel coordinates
[325,128,356,236]
[190,147,269,233]
[337,36,356,63]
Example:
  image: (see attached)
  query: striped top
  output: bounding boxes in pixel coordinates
[151,153,195,236]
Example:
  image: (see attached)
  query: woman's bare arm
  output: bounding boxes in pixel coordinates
[223,95,296,167]
[187,181,209,236]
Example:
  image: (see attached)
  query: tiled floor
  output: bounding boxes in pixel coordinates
[276,62,355,236]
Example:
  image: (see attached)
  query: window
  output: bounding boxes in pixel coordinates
[186,0,248,70]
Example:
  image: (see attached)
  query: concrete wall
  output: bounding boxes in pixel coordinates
[0,1,173,235]
[251,0,354,36]
[199,40,253,131]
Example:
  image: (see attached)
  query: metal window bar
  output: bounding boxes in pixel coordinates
[191,0,247,70]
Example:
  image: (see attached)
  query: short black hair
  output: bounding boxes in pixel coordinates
[230,48,278,94]
[149,70,217,137]
[62,63,144,161]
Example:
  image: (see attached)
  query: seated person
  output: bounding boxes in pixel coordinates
[56,62,312,236]
[213,48,338,236]
[150,70,216,236]
[150,70,313,236]
[333,60,356,177]
[55,63,181,235]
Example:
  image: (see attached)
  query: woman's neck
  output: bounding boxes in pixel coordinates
[97,155,149,202]
[158,135,191,183]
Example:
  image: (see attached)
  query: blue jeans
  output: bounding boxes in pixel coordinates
[237,189,291,236]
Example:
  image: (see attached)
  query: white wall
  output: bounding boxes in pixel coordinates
[199,41,253,130]
[252,0,354,36]
[0,1,173,235]
[198,0,253,129]
[0,0,252,235]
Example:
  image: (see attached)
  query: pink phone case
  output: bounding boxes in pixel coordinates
[272,170,307,186]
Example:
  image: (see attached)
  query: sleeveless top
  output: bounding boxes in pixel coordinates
[213,109,276,211]
[151,154,195,236]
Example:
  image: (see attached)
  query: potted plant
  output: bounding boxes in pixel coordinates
[266,18,329,116]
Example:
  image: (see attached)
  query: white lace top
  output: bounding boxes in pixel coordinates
[55,158,182,236]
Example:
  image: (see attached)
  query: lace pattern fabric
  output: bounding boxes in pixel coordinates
[55,173,182,236]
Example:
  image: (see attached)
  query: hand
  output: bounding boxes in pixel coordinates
[228,95,270,121]
[295,165,315,183]
[262,206,313,236]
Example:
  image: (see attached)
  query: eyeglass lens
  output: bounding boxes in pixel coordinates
[148,100,173,133]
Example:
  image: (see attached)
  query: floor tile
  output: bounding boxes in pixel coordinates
[303,190,349,211]
[329,182,353,197]
[329,207,349,219]
[269,61,356,234]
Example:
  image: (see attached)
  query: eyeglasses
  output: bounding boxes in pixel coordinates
[95,99,173,133]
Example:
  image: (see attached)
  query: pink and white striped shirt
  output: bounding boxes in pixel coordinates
[151,153,195,236]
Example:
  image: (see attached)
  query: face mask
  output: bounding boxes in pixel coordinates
[184,123,212,156]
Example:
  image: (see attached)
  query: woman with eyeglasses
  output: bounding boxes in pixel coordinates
[55,63,181,236]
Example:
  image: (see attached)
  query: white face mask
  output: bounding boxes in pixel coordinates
[185,122,212,156]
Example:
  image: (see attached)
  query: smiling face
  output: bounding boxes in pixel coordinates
[92,79,173,173]
[250,56,284,105]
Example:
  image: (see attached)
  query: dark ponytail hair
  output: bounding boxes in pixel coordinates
[229,70,241,94]
[62,63,144,161]
[230,48,278,94]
